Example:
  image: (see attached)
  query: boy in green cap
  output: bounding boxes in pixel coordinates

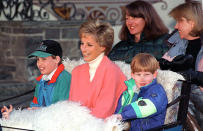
[1,40,71,119]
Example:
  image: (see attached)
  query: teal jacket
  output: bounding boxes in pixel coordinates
[30,64,71,107]
[108,33,169,64]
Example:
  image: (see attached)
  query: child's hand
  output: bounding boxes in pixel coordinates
[107,114,122,121]
[113,114,122,120]
[104,114,123,122]
[27,107,39,110]
[1,105,13,119]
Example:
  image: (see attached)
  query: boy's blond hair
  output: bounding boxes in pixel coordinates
[131,53,160,74]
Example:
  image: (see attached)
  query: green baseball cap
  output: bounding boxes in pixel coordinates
[28,40,62,58]
[28,51,52,58]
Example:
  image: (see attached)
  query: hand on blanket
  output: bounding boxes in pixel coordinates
[105,114,123,122]
[1,105,13,119]
[27,107,39,110]
[111,114,123,120]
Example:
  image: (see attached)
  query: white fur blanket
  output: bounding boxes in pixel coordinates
[0,58,185,130]
[0,101,124,131]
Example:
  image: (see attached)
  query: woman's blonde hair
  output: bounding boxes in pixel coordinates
[131,53,160,74]
[79,19,114,55]
[169,1,203,37]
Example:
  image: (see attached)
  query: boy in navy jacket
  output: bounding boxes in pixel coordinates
[114,53,168,131]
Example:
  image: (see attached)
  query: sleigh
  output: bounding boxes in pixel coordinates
[0,59,201,131]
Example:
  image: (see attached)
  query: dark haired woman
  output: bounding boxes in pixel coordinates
[108,0,169,64]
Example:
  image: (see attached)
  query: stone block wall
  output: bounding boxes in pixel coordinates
[0,21,82,83]
[0,82,34,108]
[0,0,187,83]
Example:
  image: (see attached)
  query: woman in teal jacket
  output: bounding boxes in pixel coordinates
[108,0,169,64]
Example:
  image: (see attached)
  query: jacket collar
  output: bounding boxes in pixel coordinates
[127,32,145,43]
[140,79,157,92]
[36,64,65,84]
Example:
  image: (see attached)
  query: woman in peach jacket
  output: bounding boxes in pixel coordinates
[69,20,127,119]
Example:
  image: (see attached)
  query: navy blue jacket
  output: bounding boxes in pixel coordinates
[115,79,168,131]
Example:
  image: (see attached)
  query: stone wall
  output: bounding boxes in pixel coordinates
[0,21,82,83]
[0,82,34,108]
[0,21,83,107]
[0,0,187,83]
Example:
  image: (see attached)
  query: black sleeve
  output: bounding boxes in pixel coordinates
[181,70,203,86]
[159,54,194,72]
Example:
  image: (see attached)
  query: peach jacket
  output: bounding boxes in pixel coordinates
[69,56,127,118]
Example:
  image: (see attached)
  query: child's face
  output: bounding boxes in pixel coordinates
[131,71,157,89]
[37,56,60,75]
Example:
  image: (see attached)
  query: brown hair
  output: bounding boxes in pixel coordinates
[131,53,160,74]
[169,1,203,37]
[119,0,168,41]
[79,19,114,55]
[51,55,62,66]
